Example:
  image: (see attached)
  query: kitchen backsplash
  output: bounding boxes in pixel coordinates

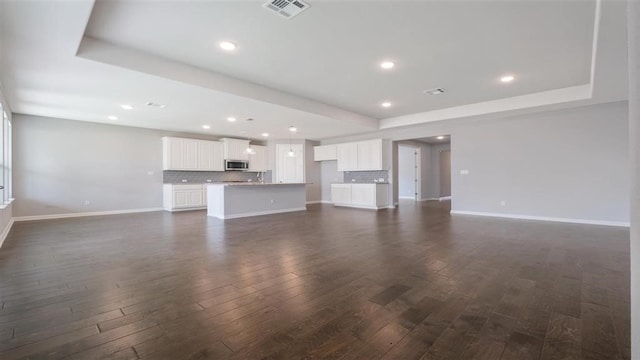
[163,170,272,184]
[343,170,389,183]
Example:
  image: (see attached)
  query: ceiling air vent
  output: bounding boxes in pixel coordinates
[263,0,310,19]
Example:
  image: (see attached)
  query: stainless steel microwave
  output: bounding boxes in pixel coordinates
[225,160,249,171]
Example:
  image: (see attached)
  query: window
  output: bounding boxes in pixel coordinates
[0,105,12,205]
[3,111,11,203]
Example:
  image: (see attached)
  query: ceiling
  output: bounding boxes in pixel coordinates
[0,0,629,141]
[415,136,451,145]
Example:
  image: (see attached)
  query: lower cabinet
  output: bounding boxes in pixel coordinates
[330,183,389,210]
[163,184,207,211]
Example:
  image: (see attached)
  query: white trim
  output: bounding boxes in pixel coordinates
[13,208,164,222]
[0,198,15,210]
[306,200,323,205]
[0,218,14,248]
[419,198,440,202]
[399,196,416,200]
[319,200,333,204]
[333,203,388,210]
[165,206,206,212]
[212,207,307,220]
[439,196,452,201]
[450,210,630,227]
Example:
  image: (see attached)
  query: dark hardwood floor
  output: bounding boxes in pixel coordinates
[0,201,630,359]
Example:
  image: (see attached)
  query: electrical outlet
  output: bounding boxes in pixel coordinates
[84,200,91,206]
[147,171,153,176]
[500,200,506,207]
[270,199,275,204]
[181,179,187,183]
[206,179,212,183]
[351,179,356,182]
[460,170,470,175]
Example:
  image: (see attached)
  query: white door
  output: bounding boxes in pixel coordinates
[276,144,304,183]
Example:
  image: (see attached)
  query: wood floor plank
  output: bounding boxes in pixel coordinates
[0,202,630,359]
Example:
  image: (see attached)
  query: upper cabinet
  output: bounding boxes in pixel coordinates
[221,138,250,161]
[336,139,387,172]
[313,145,337,161]
[248,145,268,172]
[162,137,224,171]
[276,144,304,183]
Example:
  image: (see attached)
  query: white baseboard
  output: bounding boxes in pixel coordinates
[13,208,165,222]
[399,196,415,200]
[166,207,206,212]
[450,210,630,227]
[212,207,307,220]
[306,200,323,205]
[419,198,439,202]
[0,218,14,248]
[439,196,452,201]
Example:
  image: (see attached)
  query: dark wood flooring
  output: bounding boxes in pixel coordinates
[0,201,630,359]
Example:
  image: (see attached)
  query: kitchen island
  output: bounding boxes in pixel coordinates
[207,183,307,219]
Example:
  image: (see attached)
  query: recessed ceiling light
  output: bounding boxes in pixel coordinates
[108,115,118,121]
[227,117,237,122]
[202,125,211,129]
[120,104,133,110]
[500,75,516,83]
[262,133,269,137]
[381,102,392,108]
[219,41,237,51]
[289,125,297,132]
[437,136,445,140]
[424,88,445,95]
[380,61,395,69]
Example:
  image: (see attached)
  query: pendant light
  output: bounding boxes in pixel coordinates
[288,125,296,157]
[245,118,256,155]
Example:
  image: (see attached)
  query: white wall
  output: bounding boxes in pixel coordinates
[12,114,266,217]
[320,160,339,202]
[304,140,321,203]
[628,0,639,357]
[430,143,451,198]
[398,145,416,198]
[323,101,630,224]
[451,102,629,224]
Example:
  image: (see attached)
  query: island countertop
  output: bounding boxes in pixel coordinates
[206,182,310,186]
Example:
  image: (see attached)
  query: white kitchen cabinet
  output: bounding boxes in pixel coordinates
[276,144,304,183]
[162,137,224,171]
[356,139,383,170]
[336,139,386,171]
[314,145,337,161]
[249,145,268,172]
[197,140,224,171]
[330,184,352,205]
[330,183,389,209]
[336,143,358,171]
[163,184,207,211]
[221,138,250,161]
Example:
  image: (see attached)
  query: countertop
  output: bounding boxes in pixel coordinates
[206,182,309,186]
[331,182,390,185]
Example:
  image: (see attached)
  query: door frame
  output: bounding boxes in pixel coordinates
[398,144,421,201]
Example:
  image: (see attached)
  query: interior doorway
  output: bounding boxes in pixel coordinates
[439,150,451,198]
[398,144,420,201]
[394,135,451,206]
